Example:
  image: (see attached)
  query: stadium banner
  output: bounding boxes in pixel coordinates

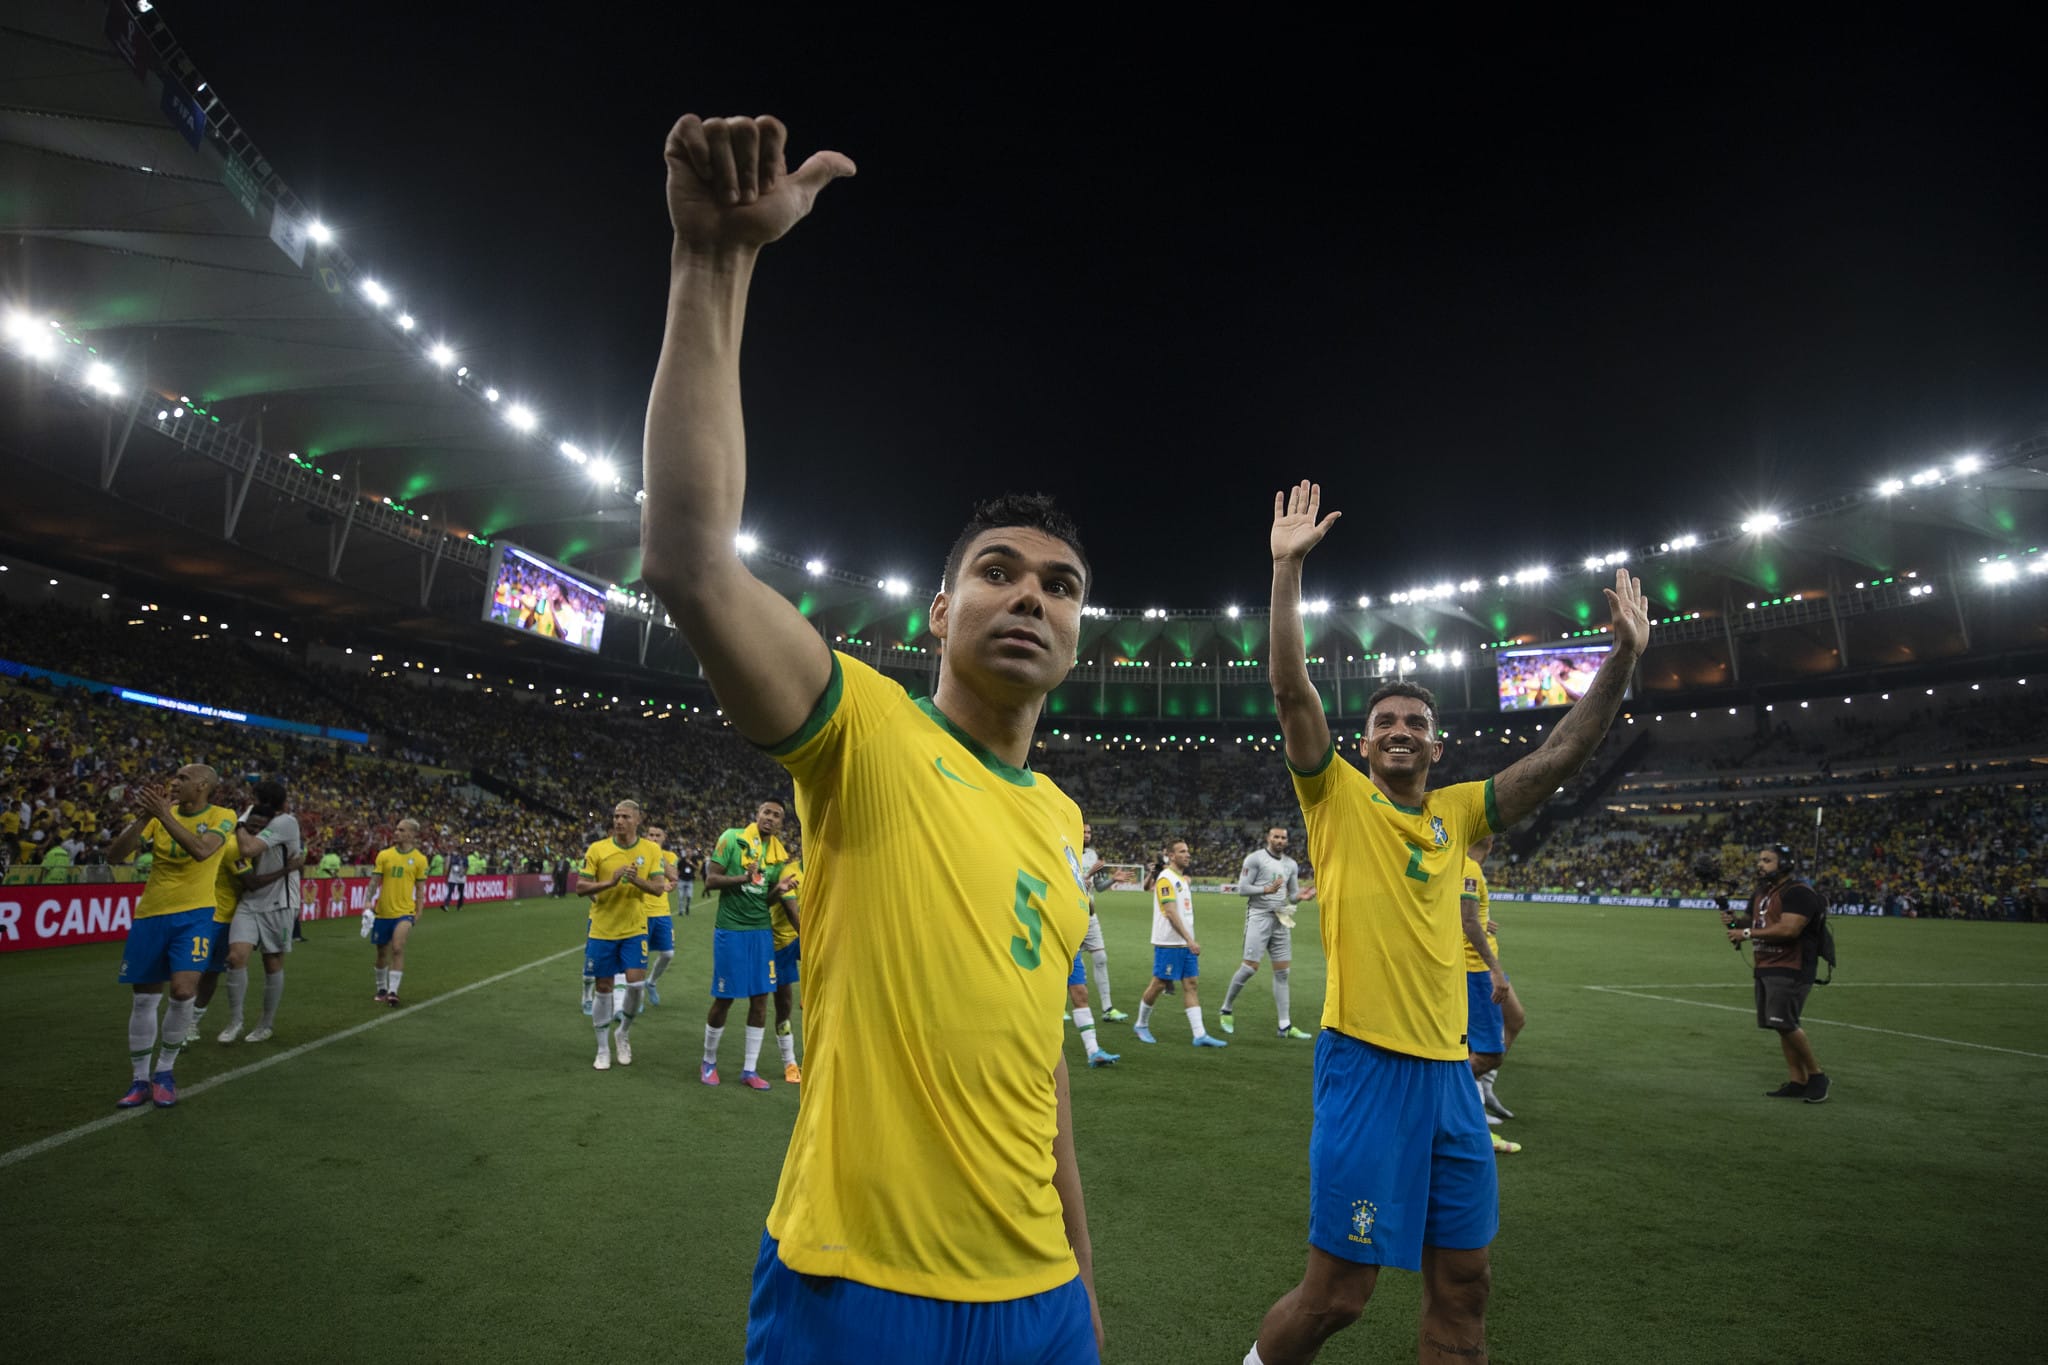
[0,656,371,745]
[1491,891,1726,910]
[0,875,553,952]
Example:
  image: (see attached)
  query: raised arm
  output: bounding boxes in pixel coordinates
[1268,480,1342,772]
[1489,567,1651,830]
[638,114,856,746]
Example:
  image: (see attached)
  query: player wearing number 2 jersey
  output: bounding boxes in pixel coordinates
[641,108,1103,1362]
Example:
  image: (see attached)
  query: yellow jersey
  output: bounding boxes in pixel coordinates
[582,836,656,940]
[642,848,677,920]
[1151,867,1194,945]
[1291,747,1495,1060]
[373,846,430,917]
[762,653,1088,1301]
[134,804,238,920]
[770,859,802,950]
[1459,857,1500,972]
[214,857,252,924]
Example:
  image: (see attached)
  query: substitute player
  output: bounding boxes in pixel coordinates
[639,110,1102,1363]
[700,800,793,1090]
[641,823,680,1005]
[1077,823,1127,1021]
[371,820,430,1007]
[1244,481,1647,1365]
[1461,835,1522,1155]
[770,853,803,1082]
[104,766,239,1109]
[1220,826,1315,1039]
[1132,841,1226,1048]
[576,800,665,1070]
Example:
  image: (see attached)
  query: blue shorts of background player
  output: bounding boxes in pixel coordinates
[118,907,216,984]
[1466,971,1505,1054]
[1307,1030,1497,1272]
[1068,951,1087,987]
[647,913,675,953]
[1151,945,1198,981]
[369,915,415,946]
[773,938,800,987]
[205,921,234,972]
[712,927,776,999]
[747,1230,1098,1365]
[585,935,649,979]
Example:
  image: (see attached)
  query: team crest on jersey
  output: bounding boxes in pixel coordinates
[1430,816,1449,847]
[1349,1199,1377,1245]
[1064,844,1088,893]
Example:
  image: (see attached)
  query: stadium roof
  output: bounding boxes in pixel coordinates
[3,0,2046,706]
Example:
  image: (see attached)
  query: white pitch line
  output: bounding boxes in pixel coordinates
[0,945,582,1172]
[1600,982,2048,990]
[1583,985,2048,1061]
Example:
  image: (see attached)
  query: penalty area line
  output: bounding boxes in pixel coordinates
[1583,985,2048,1061]
[0,945,582,1172]
[1599,982,2048,990]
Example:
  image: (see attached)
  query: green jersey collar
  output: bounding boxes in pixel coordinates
[914,697,1036,787]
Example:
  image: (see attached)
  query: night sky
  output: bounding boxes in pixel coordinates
[165,9,2047,605]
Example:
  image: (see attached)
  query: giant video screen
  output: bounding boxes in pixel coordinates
[483,545,607,653]
[1496,642,1623,712]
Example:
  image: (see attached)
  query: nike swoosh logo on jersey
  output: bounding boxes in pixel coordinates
[933,756,983,791]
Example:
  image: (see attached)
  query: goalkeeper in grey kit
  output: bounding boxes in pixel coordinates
[1077,824,1129,1022]
[1220,826,1315,1038]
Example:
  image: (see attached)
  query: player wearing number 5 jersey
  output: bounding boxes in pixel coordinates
[640,109,1103,1365]
[1246,480,1650,1365]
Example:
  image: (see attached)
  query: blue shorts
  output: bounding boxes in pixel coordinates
[118,907,216,984]
[1467,972,1505,1054]
[774,939,801,987]
[1068,950,1087,987]
[713,928,776,999]
[746,1230,1097,1365]
[369,915,414,946]
[1307,1030,1497,1271]
[647,914,675,953]
[585,935,649,980]
[1151,945,1198,981]
[206,919,234,972]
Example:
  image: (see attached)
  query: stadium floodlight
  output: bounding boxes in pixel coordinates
[1425,651,1446,668]
[397,313,416,331]
[1982,561,2018,584]
[1497,574,1510,586]
[1450,650,1465,667]
[1357,595,1372,608]
[85,361,121,396]
[882,577,910,597]
[2031,558,2048,576]
[307,220,333,244]
[1877,477,1905,496]
[805,558,826,576]
[1953,453,1982,475]
[1514,566,1549,584]
[360,279,392,308]
[1909,468,1942,486]
[1306,599,1330,614]
[483,386,500,402]
[172,406,185,417]
[1669,533,1699,550]
[1459,579,1481,593]
[1583,555,1603,571]
[505,403,536,432]
[429,343,456,367]
[558,441,587,463]
[1226,604,1241,618]
[1739,512,1781,534]
[734,532,759,555]
[587,459,616,485]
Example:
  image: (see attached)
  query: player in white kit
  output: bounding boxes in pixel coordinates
[1076,823,1128,1022]
[1220,826,1315,1038]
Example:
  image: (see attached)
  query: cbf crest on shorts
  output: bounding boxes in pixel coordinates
[1349,1198,1377,1246]
[1429,816,1449,847]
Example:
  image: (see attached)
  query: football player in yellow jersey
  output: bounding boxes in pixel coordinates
[1459,836,1522,1155]
[371,820,430,1007]
[575,800,667,1071]
[1132,840,1227,1047]
[768,851,803,1082]
[641,112,1101,1363]
[640,824,681,1005]
[1245,481,1648,1365]
[103,764,239,1109]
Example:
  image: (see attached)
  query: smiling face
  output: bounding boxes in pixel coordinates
[1362,695,1442,784]
[932,527,1086,706]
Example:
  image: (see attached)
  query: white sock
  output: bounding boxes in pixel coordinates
[376,967,389,992]
[1073,1006,1099,1054]
[1223,963,1256,1012]
[158,997,196,1073]
[647,950,674,984]
[388,970,403,996]
[1186,1005,1208,1040]
[743,1025,765,1073]
[128,992,162,1081]
[259,970,284,1028]
[1137,999,1155,1029]
[702,1025,724,1067]
[225,966,249,1024]
[1273,967,1292,1030]
[1245,1345,1267,1365]
[617,983,644,1035]
[777,1030,797,1066]
[191,1002,209,1030]
[592,992,614,1038]
[581,975,595,1005]
[1090,949,1113,1009]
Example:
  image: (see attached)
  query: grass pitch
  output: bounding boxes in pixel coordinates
[2,892,2042,1362]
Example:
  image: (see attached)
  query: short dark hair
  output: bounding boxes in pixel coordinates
[254,779,288,809]
[757,797,786,813]
[1366,681,1439,728]
[941,493,1091,598]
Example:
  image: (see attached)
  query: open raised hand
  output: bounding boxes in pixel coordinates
[1271,480,1341,564]
[1604,567,1651,655]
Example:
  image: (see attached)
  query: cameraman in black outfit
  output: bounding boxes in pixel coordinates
[1721,844,1832,1103]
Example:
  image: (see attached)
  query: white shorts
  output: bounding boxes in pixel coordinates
[229,905,296,955]
[1081,912,1105,955]
[1243,909,1291,965]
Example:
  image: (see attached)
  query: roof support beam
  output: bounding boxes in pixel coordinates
[419,532,445,608]
[1825,568,1850,671]
[223,412,260,539]
[328,463,358,579]
[100,385,144,491]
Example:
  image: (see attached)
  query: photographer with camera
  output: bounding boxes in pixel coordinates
[1720,844,1832,1103]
